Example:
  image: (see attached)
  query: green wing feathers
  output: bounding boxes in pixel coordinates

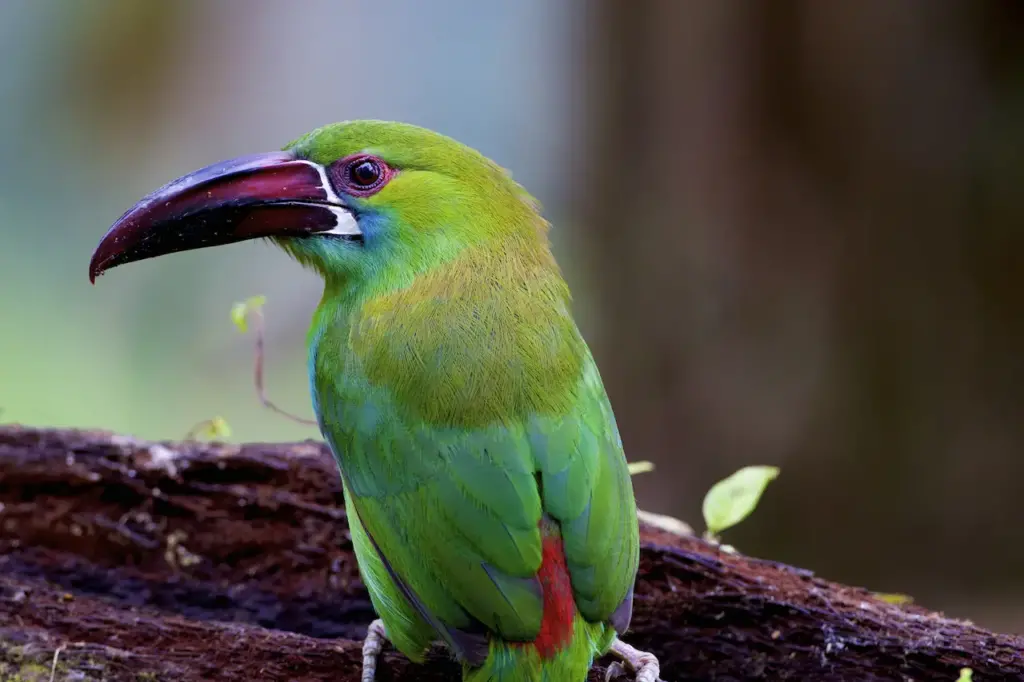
[317,349,639,663]
[533,360,639,623]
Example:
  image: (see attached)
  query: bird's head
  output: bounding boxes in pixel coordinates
[89,120,546,289]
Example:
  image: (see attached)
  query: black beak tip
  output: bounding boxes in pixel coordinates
[88,249,111,284]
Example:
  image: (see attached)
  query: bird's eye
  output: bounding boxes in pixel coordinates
[327,154,391,197]
[349,159,381,187]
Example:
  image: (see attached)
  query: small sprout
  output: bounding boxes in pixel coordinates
[874,592,914,606]
[957,668,973,682]
[702,465,780,541]
[165,530,203,569]
[49,644,65,682]
[229,296,318,427]
[230,295,267,333]
[627,460,655,476]
[207,416,232,439]
[185,416,232,442]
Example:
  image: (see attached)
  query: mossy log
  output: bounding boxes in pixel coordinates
[0,425,1020,681]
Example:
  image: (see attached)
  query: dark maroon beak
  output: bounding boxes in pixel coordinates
[89,151,360,283]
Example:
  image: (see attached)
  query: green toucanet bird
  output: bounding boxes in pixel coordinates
[89,120,661,682]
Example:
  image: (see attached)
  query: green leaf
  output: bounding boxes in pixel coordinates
[192,416,232,441]
[957,668,973,682]
[627,460,655,476]
[702,465,780,536]
[873,592,914,606]
[207,416,232,439]
[230,295,267,333]
[230,303,249,332]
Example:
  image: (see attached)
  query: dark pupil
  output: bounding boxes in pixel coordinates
[350,160,380,186]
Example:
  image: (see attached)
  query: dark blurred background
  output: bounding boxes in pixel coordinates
[1,0,1022,634]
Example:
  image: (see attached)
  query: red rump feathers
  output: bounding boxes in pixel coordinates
[523,519,576,659]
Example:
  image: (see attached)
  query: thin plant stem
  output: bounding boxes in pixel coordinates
[248,308,319,427]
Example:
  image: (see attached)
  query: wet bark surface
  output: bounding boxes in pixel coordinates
[0,425,1020,681]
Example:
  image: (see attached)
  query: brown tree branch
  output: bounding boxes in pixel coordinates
[0,425,1020,681]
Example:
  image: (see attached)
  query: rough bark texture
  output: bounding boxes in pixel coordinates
[0,425,1020,681]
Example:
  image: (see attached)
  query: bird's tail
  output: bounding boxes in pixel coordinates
[462,614,613,682]
[462,519,616,682]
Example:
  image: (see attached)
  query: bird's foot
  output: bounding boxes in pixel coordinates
[360,619,389,682]
[605,638,662,682]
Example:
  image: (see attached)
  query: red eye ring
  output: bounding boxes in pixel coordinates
[328,154,393,197]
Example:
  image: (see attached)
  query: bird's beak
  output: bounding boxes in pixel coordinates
[88,151,360,282]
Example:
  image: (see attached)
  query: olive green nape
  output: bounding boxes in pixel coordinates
[352,240,584,428]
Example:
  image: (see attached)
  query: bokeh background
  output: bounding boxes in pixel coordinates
[2,0,1023,633]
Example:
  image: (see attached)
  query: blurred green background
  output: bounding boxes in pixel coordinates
[2,0,1023,633]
